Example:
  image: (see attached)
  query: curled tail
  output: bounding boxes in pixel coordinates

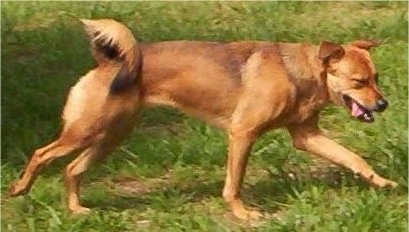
[80,19,142,93]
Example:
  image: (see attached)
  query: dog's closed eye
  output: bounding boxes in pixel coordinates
[352,78,369,86]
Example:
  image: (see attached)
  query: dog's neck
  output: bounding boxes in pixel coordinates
[278,43,324,80]
[278,42,331,109]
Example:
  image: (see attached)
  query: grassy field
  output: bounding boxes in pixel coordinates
[1,2,408,231]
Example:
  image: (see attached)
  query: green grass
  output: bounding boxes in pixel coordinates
[1,2,407,231]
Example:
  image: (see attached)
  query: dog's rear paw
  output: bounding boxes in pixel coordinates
[8,181,28,197]
[232,207,263,221]
[70,206,91,215]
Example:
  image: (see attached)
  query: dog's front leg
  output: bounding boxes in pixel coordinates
[287,120,398,188]
[222,126,262,220]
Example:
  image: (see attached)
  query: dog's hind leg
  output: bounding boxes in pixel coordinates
[64,145,112,214]
[64,106,140,214]
[9,135,87,197]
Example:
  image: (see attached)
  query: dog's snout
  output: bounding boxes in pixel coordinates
[376,99,388,112]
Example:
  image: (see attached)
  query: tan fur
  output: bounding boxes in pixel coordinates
[10,19,397,221]
[81,19,138,66]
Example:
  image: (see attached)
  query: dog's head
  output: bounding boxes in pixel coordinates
[319,40,387,123]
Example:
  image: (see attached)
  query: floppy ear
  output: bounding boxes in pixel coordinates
[350,39,382,50]
[318,41,345,61]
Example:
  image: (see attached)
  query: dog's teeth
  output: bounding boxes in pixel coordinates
[364,114,371,120]
[362,112,374,122]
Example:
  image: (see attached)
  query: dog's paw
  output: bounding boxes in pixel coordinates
[371,176,398,188]
[381,180,398,188]
[247,210,263,220]
[8,181,28,197]
[70,206,91,215]
[228,199,263,221]
[232,208,263,221]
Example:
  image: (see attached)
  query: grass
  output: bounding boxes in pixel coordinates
[1,2,408,231]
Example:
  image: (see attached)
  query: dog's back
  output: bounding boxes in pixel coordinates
[139,41,291,128]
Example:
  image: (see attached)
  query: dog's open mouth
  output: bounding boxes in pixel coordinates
[343,95,374,123]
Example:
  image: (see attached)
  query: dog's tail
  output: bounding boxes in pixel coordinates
[80,18,142,93]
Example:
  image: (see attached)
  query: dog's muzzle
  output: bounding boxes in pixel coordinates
[342,95,388,123]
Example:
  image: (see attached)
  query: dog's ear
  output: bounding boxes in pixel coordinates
[350,40,382,50]
[318,41,345,62]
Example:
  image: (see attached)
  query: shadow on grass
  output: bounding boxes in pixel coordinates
[86,194,150,212]
[79,174,329,213]
[80,167,407,215]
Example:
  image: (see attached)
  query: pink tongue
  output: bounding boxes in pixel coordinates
[351,101,364,117]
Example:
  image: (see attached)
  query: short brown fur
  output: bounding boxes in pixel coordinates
[9,19,397,220]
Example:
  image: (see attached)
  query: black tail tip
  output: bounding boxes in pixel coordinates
[110,65,134,93]
[95,36,121,60]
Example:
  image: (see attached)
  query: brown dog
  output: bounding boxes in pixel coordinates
[9,19,397,220]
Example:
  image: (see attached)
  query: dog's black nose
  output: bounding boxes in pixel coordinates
[376,99,388,112]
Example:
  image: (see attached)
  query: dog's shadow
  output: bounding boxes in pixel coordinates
[83,178,225,212]
[82,170,356,213]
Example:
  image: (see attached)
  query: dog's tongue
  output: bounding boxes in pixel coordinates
[351,101,365,117]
